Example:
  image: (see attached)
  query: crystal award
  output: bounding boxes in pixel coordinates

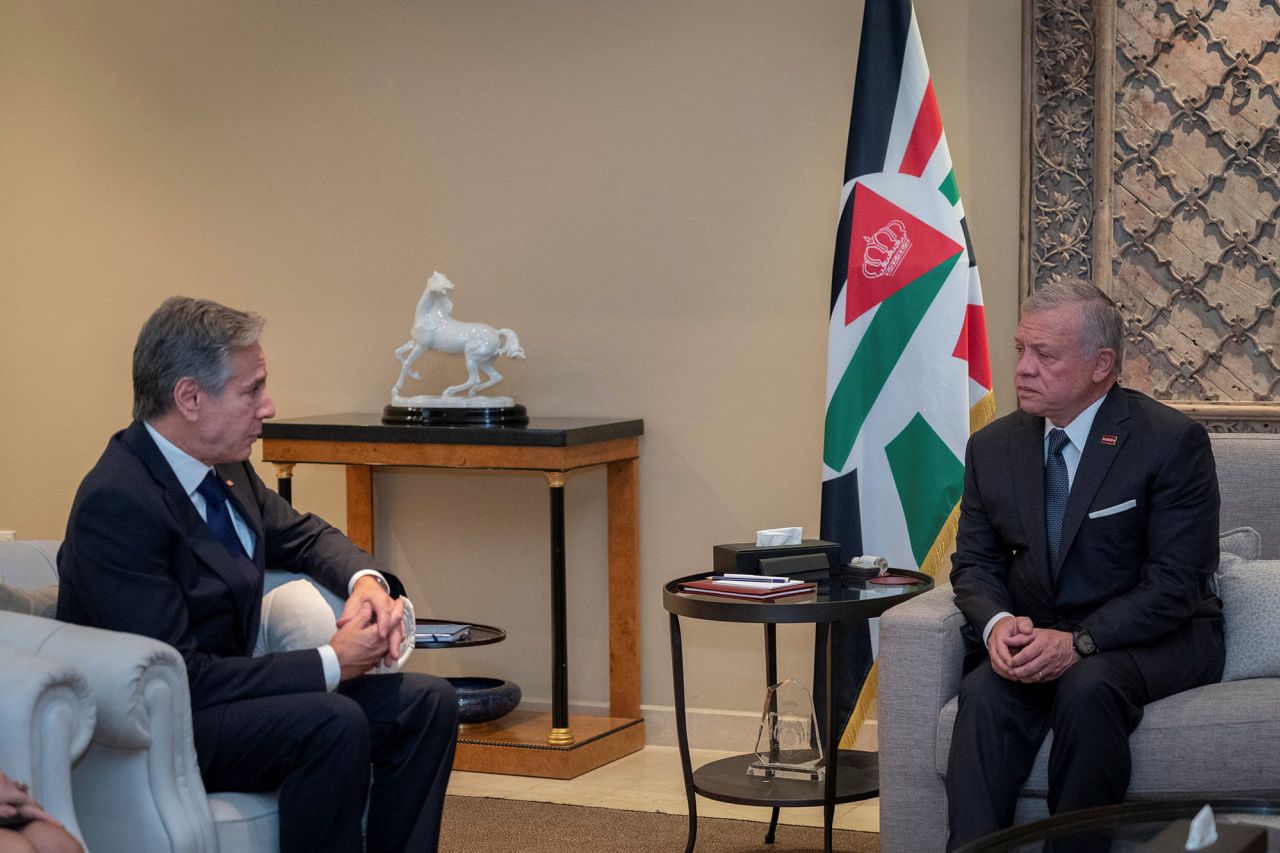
[748,679,824,781]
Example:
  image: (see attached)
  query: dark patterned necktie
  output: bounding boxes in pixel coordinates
[1045,428,1071,570]
[196,471,248,558]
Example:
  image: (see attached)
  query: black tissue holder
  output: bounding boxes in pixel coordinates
[712,540,842,580]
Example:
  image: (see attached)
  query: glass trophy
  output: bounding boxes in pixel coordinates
[748,679,824,781]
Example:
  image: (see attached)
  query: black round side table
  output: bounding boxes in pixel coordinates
[412,618,506,650]
[663,570,933,853]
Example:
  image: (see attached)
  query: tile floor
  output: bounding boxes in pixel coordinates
[447,745,880,833]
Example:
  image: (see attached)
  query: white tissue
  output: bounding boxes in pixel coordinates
[1185,804,1218,850]
[756,527,802,546]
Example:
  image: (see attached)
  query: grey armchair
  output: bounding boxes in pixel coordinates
[878,432,1280,853]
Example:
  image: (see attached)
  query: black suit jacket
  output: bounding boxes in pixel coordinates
[950,385,1222,660]
[57,420,382,712]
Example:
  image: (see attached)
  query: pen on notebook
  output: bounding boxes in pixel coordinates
[715,574,792,584]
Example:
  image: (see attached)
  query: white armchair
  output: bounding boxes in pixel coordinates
[0,643,96,847]
[0,540,278,853]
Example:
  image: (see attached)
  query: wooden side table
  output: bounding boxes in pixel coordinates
[260,413,644,779]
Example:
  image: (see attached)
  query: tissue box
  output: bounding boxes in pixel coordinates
[1139,819,1265,853]
[713,540,841,577]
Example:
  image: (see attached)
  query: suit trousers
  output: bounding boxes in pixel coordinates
[944,623,1222,851]
[194,672,458,853]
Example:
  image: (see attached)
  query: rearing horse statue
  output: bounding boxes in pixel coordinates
[391,271,526,399]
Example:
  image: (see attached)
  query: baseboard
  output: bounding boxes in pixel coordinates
[516,698,877,752]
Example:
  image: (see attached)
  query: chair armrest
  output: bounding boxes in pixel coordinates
[878,583,967,853]
[0,611,219,853]
[0,645,95,845]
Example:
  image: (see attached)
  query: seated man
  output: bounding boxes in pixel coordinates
[945,279,1224,849]
[57,296,457,853]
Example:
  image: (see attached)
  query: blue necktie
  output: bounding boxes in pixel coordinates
[196,471,248,558]
[1045,429,1071,571]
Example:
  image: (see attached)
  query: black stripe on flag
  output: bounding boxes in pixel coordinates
[829,0,913,313]
[820,469,863,562]
[961,215,978,268]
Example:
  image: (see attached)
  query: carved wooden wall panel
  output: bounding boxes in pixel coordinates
[1023,0,1280,431]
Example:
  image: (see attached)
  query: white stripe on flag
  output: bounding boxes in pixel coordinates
[918,132,953,193]
[882,12,929,173]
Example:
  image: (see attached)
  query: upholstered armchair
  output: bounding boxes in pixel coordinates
[0,640,96,847]
[878,433,1280,852]
[0,541,287,852]
[0,539,415,853]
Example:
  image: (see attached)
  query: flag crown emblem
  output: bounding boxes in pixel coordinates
[861,219,912,279]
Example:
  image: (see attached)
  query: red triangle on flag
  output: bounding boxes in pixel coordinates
[953,303,993,390]
[845,182,964,325]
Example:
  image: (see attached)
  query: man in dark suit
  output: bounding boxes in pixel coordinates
[57,297,457,853]
[945,279,1224,849]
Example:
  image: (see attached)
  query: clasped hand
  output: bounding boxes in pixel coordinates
[987,615,1078,683]
[0,770,57,826]
[330,577,405,681]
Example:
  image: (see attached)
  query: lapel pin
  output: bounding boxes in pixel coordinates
[1101,435,1118,446]
[225,479,235,487]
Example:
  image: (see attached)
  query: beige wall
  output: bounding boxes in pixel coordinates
[0,1,1021,716]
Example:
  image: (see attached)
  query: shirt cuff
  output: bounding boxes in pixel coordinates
[317,645,340,692]
[348,569,389,596]
[982,611,1014,646]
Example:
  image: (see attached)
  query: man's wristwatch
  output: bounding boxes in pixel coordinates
[1072,627,1097,657]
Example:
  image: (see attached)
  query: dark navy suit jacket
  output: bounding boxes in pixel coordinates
[950,385,1222,685]
[57,420,381,712]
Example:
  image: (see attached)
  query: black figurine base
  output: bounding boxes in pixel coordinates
[382,403,529,427]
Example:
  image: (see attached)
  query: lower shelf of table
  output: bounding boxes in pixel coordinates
[453,709,645,780]
[690,750,879,808]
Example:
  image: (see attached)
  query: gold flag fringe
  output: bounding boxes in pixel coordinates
[970,389,997,436]
[836,390,996,750]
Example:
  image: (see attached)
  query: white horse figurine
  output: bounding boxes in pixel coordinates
[391,271,526,400]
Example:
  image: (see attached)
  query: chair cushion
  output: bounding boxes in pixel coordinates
[0,581,58,617]
[0,541,60,589]
[937,679,1280,797]
[1216,552,1280,681]
[209,791,280,852]
[1220,526,1261,560]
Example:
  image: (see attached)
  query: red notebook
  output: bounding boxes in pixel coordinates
[678,578,816,600]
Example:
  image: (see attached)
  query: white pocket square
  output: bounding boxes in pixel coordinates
[1088,499,1137,519]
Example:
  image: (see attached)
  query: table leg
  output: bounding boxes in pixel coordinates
[606,457,640,718]
[669,613,698,853]
[823,620,838,853]
[546,472,573,746]
[764,624,779,844]
[345,465,374,555]
[271,463,296,504]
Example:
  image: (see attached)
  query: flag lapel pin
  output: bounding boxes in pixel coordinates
[1100,435,1118,446]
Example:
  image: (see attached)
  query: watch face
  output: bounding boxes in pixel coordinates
[1074,630,1096,656]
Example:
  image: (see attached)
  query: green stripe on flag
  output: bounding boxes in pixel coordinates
[885,413,965,565]
[939,170,960,206]
[823,252,962,471]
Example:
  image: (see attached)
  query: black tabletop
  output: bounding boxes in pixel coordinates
[663,570,932,624]
[413,618,506,650]
[261,413,644,447]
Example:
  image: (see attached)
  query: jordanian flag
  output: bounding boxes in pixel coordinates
[816,0,994,748]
